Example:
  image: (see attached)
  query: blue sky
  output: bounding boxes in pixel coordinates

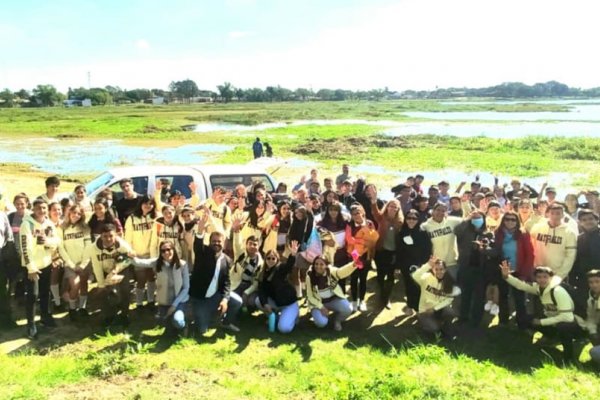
[1,0,599,91]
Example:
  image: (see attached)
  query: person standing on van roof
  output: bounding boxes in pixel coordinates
[253,137,264,159]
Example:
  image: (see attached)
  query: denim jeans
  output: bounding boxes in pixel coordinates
[191,292,242,334]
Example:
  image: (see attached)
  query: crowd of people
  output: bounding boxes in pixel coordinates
[0,164,599,366]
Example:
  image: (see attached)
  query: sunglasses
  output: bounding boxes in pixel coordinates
[266,257,278,260]
[504,218,518,222]
[160,248,173,253]
[405,217,418,221]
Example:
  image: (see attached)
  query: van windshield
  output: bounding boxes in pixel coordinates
[210,174,274,192]
[85,172,114,195]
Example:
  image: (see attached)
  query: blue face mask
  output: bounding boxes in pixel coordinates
[471,218,484,229]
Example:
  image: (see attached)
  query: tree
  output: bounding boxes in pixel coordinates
[316,88,334,101]
[217,82,234,103]
[0,89,15,107]
[31,84,64,106]
[235,88,245,101]
[295,88,312,101]
[169,79,199,102]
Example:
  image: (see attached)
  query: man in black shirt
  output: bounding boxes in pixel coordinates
[115,178,141,227]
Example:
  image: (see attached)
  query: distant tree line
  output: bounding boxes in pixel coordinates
[1,80,599,107]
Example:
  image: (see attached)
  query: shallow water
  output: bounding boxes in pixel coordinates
[0,138,232,175]
[404,105,600,122]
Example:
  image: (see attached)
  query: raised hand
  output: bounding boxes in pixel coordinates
[197,212,209,233]
[289,240,299,256]
[499,260,511,279]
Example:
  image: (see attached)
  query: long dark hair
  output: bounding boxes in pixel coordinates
[88,198,117,229]
[133,195,157,219]
[318,202,347,232]
[436,260,455,294]
[248,200,266,229]
[289,205,314,244]
[156,240,181,273]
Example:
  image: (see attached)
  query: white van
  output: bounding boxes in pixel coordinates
[84,165,277,202]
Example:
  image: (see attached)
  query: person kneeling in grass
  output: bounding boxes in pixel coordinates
[132,240,190,337]
[500,262,586,362]
[584,270,600,366]
[412,257,461,337]
[306,255,357,331]
[255,241,300,334]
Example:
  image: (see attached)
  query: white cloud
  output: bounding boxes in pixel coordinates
[134,39,150,50]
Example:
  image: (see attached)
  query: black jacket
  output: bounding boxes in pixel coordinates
[189,235,231,300]
[396,226,432,268]
[258,255,297,307]
[570,228,600,287]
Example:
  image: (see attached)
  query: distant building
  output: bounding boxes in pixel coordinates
[64,98,92,107]
[143,96,166,105]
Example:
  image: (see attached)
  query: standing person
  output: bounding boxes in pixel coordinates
[47,201,65,310]
[263,200,292,258]
[252,137,264,159]
[150,205,184,258]
[72,184,94,220]
[544,187,557,205]
[264,143,273,158]
[448,196,464,217]
[191,186,232,246]
[499,263,585,362]
[20,199,60,338]
[230,235,264,307]
[339,179,357,210]
[584,270,600,366]
[371,198,403,309]
[37,176,63,203]
[412,257,461,337]
[124,195,157,309]
[335,164,352,192]
[421,203,463,279]
[393,184,414,216]
[7,193,31,300]
[57,205,92,321]
[115,178,141,227]
[530,204,577,279]
[288,205,315,299]
[88,198,123,239]
[81,224,135,328]
[517,199,541,233]
[255,242,300,334]
[492,211,534,327]
[306,256,357,331]
[397,209,432,315]
[180,206,197,268]
[0,211,16,328]
[318,202,350,287]
[132,241,190,337]
[570,209,600,299]
[455,211,493,327]
[564,193,581,220]
[189,213,242,335]
[485,201,503,232]
[438,181,451,206]
[346,204,379,312]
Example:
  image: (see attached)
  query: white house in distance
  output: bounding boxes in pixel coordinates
[63,98,92,107]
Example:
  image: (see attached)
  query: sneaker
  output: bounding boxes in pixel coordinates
[351,301,357,312]
[484,300,493,312]
[358,301,367,312]
[221,322,241,333]
[384,301,392,310]
[402,306,415,316]
[490,304,500,316]
[40,316,57,328]
[27,324,38,339]
[68,309,79,322]
[333,321,342,332]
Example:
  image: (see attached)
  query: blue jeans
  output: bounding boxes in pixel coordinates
[158,302,187,332]
[255,297,299,334]
[191,292,242,334]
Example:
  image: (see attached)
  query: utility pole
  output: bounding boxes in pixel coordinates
[87,71,91,89]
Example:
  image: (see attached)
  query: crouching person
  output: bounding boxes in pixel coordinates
[306,256,357,331]
[500,262,586,362]
[82,223,135,328]
[255,241,300,334]
[584,270,600,366]
[412,257,461,337]
[132,240,189,336]
[189,214,241,336]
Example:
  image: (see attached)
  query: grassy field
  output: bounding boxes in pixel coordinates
[1,100,600,398]
[1,276,599,400]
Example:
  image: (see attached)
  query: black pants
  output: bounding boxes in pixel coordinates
[375,250,396,303]
[101,267,133,320]
[398,263,421,311]
[0,257,12,324]
[334,249,350,295]
[498,278,527,327]
[535,321,586,361]
[26,266,52,325]
[350,259,371,302]
[458,265,486,326]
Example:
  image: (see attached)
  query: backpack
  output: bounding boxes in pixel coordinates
[550,282,587,320]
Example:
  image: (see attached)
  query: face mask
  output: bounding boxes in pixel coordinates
[471,218,484,229]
